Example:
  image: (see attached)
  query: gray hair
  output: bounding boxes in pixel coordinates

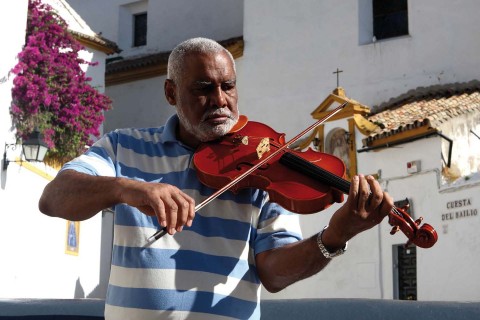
[167,37,235,83]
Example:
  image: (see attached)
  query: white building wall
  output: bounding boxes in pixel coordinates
[239,0,480,301]
[0,0,112,299]
[0,165,104,299]
[239,0,480,139]
[440,112,480,178]
[0,0,28,149]
[357,136,480,301]
[104,76,173,133]
[67,0,244,56]
[63,0,480,302]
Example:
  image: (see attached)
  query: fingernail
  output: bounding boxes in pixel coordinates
[177,226,183,232]
[169,228,176,235]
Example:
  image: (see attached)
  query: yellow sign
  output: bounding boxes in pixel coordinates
[65,220,80,255]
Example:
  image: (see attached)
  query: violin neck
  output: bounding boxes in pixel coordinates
[279,152,351,194]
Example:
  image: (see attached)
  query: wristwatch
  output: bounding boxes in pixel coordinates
[316,225,348,259]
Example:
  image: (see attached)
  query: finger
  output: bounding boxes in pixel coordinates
[164,198,179,235]
[379,191,394,219]
[365,176,383,210]
[349,175,360,209]
[187,203,195,227]
[171,191,194,232]
[153,200,167,228]
[356,175,371,217]
[183,193,196,227]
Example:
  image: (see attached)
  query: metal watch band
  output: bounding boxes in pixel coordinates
[316,225,348,259]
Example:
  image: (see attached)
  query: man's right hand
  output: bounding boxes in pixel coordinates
[39,170,195,235]
[117,179,196,234]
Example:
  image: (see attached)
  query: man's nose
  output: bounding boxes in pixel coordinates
[209,86,227,108]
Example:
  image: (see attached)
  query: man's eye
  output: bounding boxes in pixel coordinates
[194,86,211,93]
[222,83,236,91]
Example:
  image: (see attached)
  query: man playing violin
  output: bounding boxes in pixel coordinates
[39,37,393,320]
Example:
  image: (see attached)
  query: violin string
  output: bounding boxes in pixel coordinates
[279,151,408,219]
[150,103,347,240]
[278,151,350,193]
[190,102,348,213]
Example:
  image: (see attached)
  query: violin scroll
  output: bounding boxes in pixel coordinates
[388,206,438,248]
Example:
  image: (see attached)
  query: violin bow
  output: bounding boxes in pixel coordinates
[149,102,348,240]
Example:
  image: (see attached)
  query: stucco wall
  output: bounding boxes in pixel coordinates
[239,0,480,140]
[103,76,174,133]
[0,0,111,299]
[440,112,480,179]
[67,0,244,56]
[241,0,480,301]
[61,0,480,303]
[358,137,480,301]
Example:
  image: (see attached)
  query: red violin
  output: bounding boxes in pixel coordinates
[192,107,438,249]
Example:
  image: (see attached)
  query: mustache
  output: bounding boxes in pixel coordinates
[201,109,235,122]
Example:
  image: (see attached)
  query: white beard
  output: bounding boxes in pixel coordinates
[177,108,238,142]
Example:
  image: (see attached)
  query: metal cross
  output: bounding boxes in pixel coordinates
[333,68,343,87]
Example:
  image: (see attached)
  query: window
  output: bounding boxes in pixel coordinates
[133,12,147,47]
[373,0,408,40]
[118,1,148,50]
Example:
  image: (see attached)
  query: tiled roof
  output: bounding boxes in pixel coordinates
[106,36,243,75]
[365,81,480,144]
[106,51,169,74]
[69,30,120,54]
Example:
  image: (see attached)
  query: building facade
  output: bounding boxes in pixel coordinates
[59,0,480,301]
[0,0,117,298]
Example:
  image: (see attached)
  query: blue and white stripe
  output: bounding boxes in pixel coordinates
[62,115,302,319]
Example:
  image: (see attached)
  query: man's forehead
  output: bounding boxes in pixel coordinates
[182,52,235,81]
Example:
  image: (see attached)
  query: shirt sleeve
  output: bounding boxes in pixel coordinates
[60,132,118,177]
[254,200,303,255]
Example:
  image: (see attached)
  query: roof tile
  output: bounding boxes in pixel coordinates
[365,81,480,143]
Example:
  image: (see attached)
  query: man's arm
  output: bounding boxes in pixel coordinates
[39,170,196,234]
[255,175,393,293]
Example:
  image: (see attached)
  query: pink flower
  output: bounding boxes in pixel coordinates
[10,0,112,162]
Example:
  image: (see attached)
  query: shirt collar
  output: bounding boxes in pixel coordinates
[161,114,179,143]
[161,114,195,150]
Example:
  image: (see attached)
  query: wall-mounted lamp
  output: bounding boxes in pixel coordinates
[22,130,49,162]
[3,130,49,171]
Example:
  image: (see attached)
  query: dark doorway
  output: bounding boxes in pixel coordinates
[393,244,417,300]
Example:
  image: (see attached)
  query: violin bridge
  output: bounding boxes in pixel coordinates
[256,138,270,159]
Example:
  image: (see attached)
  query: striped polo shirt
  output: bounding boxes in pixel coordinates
[62,115,302,320]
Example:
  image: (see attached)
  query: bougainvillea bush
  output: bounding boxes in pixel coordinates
[11,0,112,164]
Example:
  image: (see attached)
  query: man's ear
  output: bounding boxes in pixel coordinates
[164,79,176,105]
